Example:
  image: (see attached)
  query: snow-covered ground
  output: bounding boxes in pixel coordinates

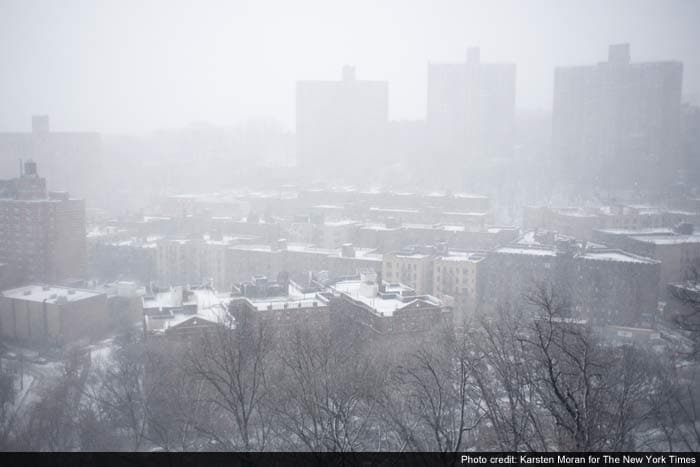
[0,334,124,415]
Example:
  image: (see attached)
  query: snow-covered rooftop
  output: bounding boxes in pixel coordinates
[323,219,358,227]
[2,285,103,303]
[629,234,700,246]
[436,251,486,263]
[578,250,657,264]
[496,246,557,257]
[331,280,442,317]
[246,296,328,312]
[595,227,674,236]
[144,288,233,333]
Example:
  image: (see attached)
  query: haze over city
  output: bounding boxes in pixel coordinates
[1,0,700,132]
[1,0,700,459]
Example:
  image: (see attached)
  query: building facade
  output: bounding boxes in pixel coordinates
[0,161,86,286]
[552,43,683,192]
[0,284,108,345]
[296,66,388,172]
[427,47,516,186]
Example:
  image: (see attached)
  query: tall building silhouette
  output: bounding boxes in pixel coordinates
[552,44,683,192]
[296,66,388,174]
[0,115,101,200]
[427,47,516,186]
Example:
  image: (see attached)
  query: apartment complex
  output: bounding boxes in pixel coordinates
[552,43,683,191]
[0,161,86,286]
[296,66,388,171]
[427,47,516,185]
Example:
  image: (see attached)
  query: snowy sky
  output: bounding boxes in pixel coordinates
[1,0,699,133]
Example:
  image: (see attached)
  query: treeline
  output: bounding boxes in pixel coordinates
[2,285,700,452]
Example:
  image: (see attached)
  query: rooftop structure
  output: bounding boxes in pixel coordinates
[143,286,232,337]
[329,271,452,337]
[330,278,437,318]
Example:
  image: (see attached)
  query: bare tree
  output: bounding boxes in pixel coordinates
[382,330,482,455]
[86,332,159,451]
[271,325,386,452]
[520,283,656,451]
[185,316,274,451]
[140,339,213,451]
[13,346,91,451]
[466,305,549,451]
[669,259,700,357]
[0,363,21,450]
[647,360,700,451]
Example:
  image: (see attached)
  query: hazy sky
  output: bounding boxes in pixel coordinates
[1,0,699,133]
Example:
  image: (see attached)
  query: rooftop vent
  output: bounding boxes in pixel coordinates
[42,285,51,291]
[674,222,694,235]
[341,243,356,258]
[23,290,32,296]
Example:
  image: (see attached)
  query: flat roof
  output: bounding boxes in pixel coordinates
[228,244,277,253]
[453,193,489,200]
[324,219,358,227]
[369,207,420,214]
[2,284,103,303]
[360,224,400,231]
[442,211,488,217]
[629,235,700,245]
[595,228,674,236]
[246,296,328,312]
[578,250,657,264]
[496,246,557,257]
[331,280,441,317]
[387,252,431,259]
[436,251,486,263]
[144,288,232,332]
[328,248,382,261]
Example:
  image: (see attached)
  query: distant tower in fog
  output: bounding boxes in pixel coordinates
[31,115,50,134]
[0,115,101,199]
[552,43,683,192]
[427,47,516,184]
[296,67,388,172]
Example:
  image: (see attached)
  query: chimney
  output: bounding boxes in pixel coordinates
[608,43,630,65]
[24,160,38,176]
[342,65,356,82]
[31,115,50,134]
[674,222,694,235]
[277,271,290,294]
[467,47,480,65]
[341,243,355,258]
